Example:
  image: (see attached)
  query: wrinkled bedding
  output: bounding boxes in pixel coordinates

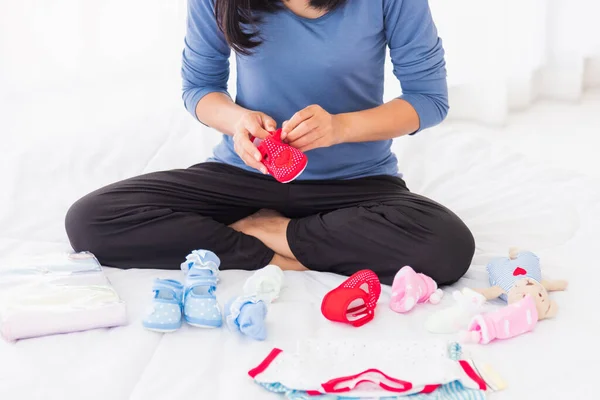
[1,86,598,399]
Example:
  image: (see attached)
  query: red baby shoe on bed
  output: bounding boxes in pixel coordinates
[321,270,381,327]
[254,129,308,183]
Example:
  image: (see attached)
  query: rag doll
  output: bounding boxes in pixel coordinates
[460,248,568,344]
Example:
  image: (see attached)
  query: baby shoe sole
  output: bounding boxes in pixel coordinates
[144,327,179,333]
[142,322,182,333]
[185,317,223,328]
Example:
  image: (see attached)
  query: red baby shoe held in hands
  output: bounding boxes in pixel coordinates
[321,270,381,327]
[254,129,308,183]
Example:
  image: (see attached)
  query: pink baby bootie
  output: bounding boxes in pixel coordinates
[390,266,443,313]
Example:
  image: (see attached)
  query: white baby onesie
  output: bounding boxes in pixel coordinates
[249,339,491,397]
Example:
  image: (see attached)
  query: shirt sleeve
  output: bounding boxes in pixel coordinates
[383,0,449,134]
[181,0,231,121]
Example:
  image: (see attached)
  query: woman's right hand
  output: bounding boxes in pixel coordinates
[232,111,277,174]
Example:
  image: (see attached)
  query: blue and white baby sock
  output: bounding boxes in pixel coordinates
[224,296,268,341]
[224,264,284,341]
[143,255,284,339]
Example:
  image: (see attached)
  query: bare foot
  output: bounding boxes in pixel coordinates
[229,209,300,263]
[230,211,308,271]
[270,253,308,271]
[230,209,284,236]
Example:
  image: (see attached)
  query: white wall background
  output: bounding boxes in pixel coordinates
[1,0,599,171]
[1,0,599,124]
[428,0,600,124]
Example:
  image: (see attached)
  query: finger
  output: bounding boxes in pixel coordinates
[245,114,271,139]
[233,129,252,148]
[299,139,325,153]
[233,138,241,156]
[261,114,277,132]
[239,133,263,163]
[240,150,268,174]
[247,118,271,140]
[233,133,245,156]
[241,138,269,174]
[286,119,316,143]
[234,131,267,173]
[238,144,267,174]
[281,120,290,142]
[289,130,321,150]
[281,108,315,140]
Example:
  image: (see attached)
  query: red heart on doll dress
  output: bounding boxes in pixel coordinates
[513,267,527,276]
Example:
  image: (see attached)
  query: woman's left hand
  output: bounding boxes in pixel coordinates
[281,105,347,152]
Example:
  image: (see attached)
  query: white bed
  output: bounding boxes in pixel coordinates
[2,91,598,398]
[2,3,599,399]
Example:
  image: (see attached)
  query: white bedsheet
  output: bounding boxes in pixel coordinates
[1,91,598,399]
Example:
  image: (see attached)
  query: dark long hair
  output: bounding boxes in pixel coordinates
[214,0,347,55]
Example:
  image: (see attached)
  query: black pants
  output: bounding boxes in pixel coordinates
[65,162,475,285]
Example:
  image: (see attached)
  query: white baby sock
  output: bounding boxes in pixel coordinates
[243,265,284,303]
[425,288,486,334]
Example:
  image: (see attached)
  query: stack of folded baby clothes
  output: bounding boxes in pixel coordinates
[0,252,127,341]
[249,339,506,399]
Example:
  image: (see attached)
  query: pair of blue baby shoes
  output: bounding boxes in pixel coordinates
[142,250,222,332]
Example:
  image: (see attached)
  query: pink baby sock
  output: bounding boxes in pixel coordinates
[389,266,443,313]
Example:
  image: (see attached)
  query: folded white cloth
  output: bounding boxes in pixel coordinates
[425,288,487,334]
[0,252,127,341]
[243,265,284,303]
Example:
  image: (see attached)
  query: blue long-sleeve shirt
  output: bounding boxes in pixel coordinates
[182,0,448,180]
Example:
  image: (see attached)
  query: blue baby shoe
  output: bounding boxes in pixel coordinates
[183,267,222,328]
[224,295,268,341]
[180,249,221,277]
[142,279,184,333]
